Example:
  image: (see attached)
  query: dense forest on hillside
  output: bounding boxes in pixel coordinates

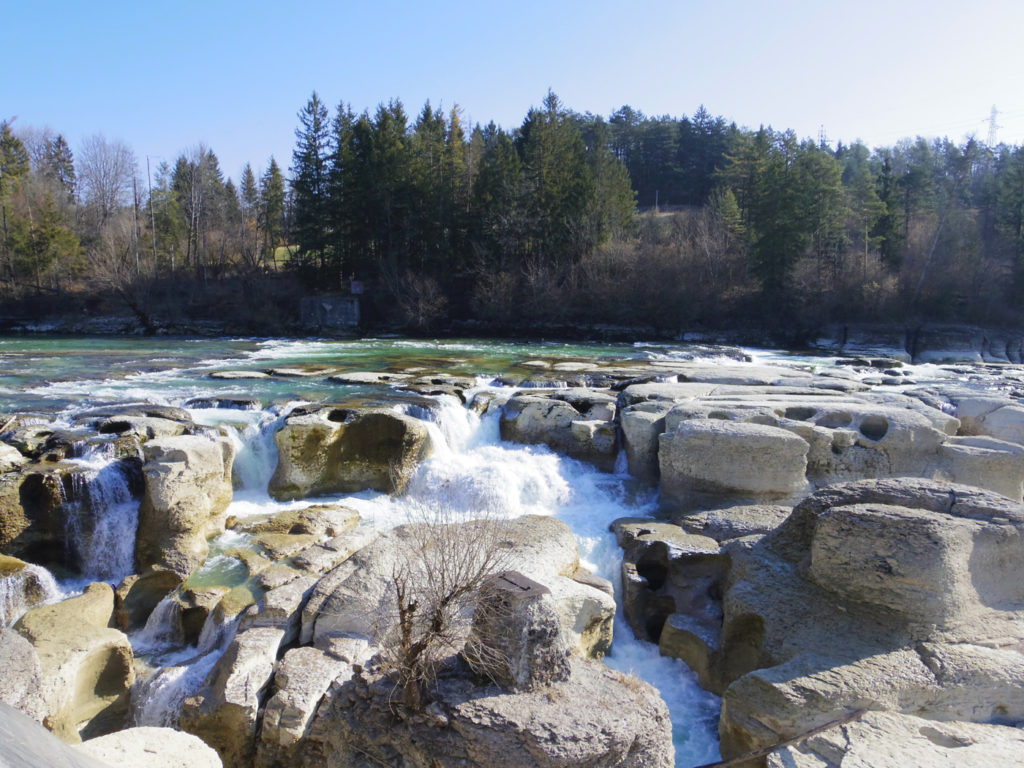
[2,91,1024,337]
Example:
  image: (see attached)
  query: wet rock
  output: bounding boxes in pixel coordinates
[229,503,360,539]
[268,406,432,501]
[135,435,236,579]
[114,568,184,631]
[499,394,619,471]
[0,441,27,472]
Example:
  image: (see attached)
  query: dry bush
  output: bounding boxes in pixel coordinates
[374,501,513,710]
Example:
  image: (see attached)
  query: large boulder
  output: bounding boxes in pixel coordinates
[13,583,135,741]
[135,435,235,578]
[0,701,114,768]
[708,479,1024,760]
[659,419,809,507]
[77,726,223,768]
[269,406,432,501]
[307,515,614,661]
[499,393,619,471]
[305,657,674,768]
[0,627,47,722]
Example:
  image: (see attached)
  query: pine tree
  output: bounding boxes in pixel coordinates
[259,157,286,270]
[290,91,333,280]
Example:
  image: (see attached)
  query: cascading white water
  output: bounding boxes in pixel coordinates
[131,611,241,727]
[133,593,186,653]
[1,563,61,627]
[63,450,139,582]
[350,390,722,764]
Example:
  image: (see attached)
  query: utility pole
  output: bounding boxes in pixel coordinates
[147,156,157,276]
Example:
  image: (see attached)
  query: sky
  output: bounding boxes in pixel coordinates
[4,0,1024,184]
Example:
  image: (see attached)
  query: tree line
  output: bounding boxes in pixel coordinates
[3,93,1024,335]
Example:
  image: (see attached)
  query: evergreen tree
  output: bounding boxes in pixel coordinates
[259,157,286,269]
[290,91,333,279]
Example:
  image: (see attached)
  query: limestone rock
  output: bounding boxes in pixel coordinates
[0,701,114,768]
[767,711,1024,768]
[307,516,611,660]
[135,435,235,578]
[936,435,1024,501]
[256,647,354,768]
[500,393,620,471]
[619,401,671,483]
[0,627,47,722]
[14,583,135,741]
[659,419,809,507]
[180,627,285,767]
[78,726,223,768]
[674,504,792,542]
[466,571,571,691]
[228,503,360,538]
[307,658,674,768]
[268,406,432,501]
[0,441,27,473]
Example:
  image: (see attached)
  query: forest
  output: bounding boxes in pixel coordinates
[2,91,1024,338]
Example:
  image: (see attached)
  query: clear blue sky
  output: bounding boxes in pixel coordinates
[4,0,1024,184]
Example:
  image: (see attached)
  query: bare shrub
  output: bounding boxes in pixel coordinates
[374,502,512,710]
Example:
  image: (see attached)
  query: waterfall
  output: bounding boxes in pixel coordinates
[131,611,240,727]
[63,452,139,582]
[1,563,61,627]
[132,594,185,653]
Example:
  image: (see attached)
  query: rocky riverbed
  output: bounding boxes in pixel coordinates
[3,335,1024,767]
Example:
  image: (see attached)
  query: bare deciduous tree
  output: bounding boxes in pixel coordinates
[78,134,136,226]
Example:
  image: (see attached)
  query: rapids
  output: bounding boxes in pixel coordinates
[2,334,1009,765]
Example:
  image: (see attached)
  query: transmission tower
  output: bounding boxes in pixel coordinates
[987,105,1001,146]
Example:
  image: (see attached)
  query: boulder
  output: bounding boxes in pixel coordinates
[135,435,236,578]
[619,401,671,483]
[936,435,1024,501]
[659,419,809,507]
[499,394,619,471]
[14,583,135,741]
[767,711,1024,768]
[228,503,360,538]
[0,701,114,768]
[238,575,317,646]
[707,479,1024,760]
[114,568,184,632]
[268,406,432,501]
[180,627,285,767]
[0,441,27,473]
[465,571,571,691]
[0,627,47,722]
[307,515,614,660]
[674,504,792,542]
[77,726,223,768]
[256,647,355,768]
[305,658,674,768]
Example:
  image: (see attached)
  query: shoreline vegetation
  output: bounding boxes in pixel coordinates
[3,91,1024,341]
